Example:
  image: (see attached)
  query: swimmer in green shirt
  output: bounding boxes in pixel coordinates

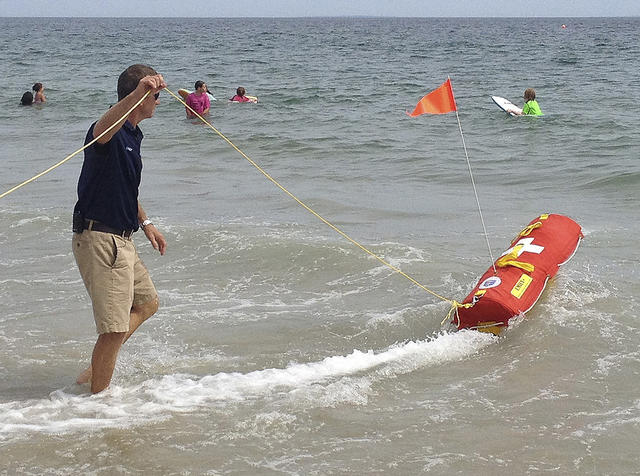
[514,88,543,116]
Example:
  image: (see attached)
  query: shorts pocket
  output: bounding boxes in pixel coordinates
[110,235,129,269]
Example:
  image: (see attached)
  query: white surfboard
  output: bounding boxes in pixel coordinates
[229,95,258,103]
[491,96,521,116]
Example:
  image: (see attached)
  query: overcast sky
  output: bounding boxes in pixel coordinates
[1,0,639,17]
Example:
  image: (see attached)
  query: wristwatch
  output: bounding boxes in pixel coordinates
[141,219,153,229]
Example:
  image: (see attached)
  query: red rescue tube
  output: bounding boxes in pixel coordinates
[454,214,583,334]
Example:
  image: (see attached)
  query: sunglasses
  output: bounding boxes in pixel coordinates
[153,92,160,100]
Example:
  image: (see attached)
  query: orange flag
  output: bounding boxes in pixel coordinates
[407,78,457,116]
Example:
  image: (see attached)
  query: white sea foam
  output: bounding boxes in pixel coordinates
[12,215,53,227]
[0,330,495,439]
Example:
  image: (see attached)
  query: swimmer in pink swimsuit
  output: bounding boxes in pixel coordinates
[185,80,210,118]
[229,86,254,103]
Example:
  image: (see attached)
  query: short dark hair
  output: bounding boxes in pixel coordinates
[32,82,43,92]
[236,87,245,97]
[117,64,157,101]
[194,80,205,90]
[21,91,33,105]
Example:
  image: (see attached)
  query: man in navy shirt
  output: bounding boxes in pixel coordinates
[72,64,167,393]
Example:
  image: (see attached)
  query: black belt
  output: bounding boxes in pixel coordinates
[84,219,134,239]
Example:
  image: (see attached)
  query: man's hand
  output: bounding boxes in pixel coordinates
[143,224,167,256]
[136,74,166,97]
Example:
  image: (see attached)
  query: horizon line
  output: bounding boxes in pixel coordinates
[1,15,639,19]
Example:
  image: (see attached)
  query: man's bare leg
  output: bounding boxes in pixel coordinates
[77,297,159,388]
[90,332,126,393]
[124,297,159,344]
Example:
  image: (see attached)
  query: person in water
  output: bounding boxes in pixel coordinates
[33,82,46,103]
[185,80,210,118]
[513,88,542,116]
[229,86,256,103]
[72,64,167,394]
[20,91,33,105]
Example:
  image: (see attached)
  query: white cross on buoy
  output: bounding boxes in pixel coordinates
[500,237,545,258]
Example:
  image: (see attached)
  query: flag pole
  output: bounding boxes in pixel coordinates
[449,77,497,274]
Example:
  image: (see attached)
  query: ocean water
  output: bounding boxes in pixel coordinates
[1,16,639,475]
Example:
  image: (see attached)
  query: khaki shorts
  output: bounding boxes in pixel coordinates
[72,230,157,334]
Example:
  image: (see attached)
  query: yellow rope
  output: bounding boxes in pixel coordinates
[0,91,152,200]
[164,87,460,308]
[0,85,465,316]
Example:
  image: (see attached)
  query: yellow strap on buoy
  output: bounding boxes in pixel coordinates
[495,245,535,272]
[496,259,535,273]
[517,213,549,238]
[499,214,549,271]
[518,221,542,237]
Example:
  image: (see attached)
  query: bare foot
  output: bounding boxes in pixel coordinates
[76,366,92,385]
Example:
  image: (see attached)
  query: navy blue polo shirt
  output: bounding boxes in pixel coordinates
[73,120,144,231]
